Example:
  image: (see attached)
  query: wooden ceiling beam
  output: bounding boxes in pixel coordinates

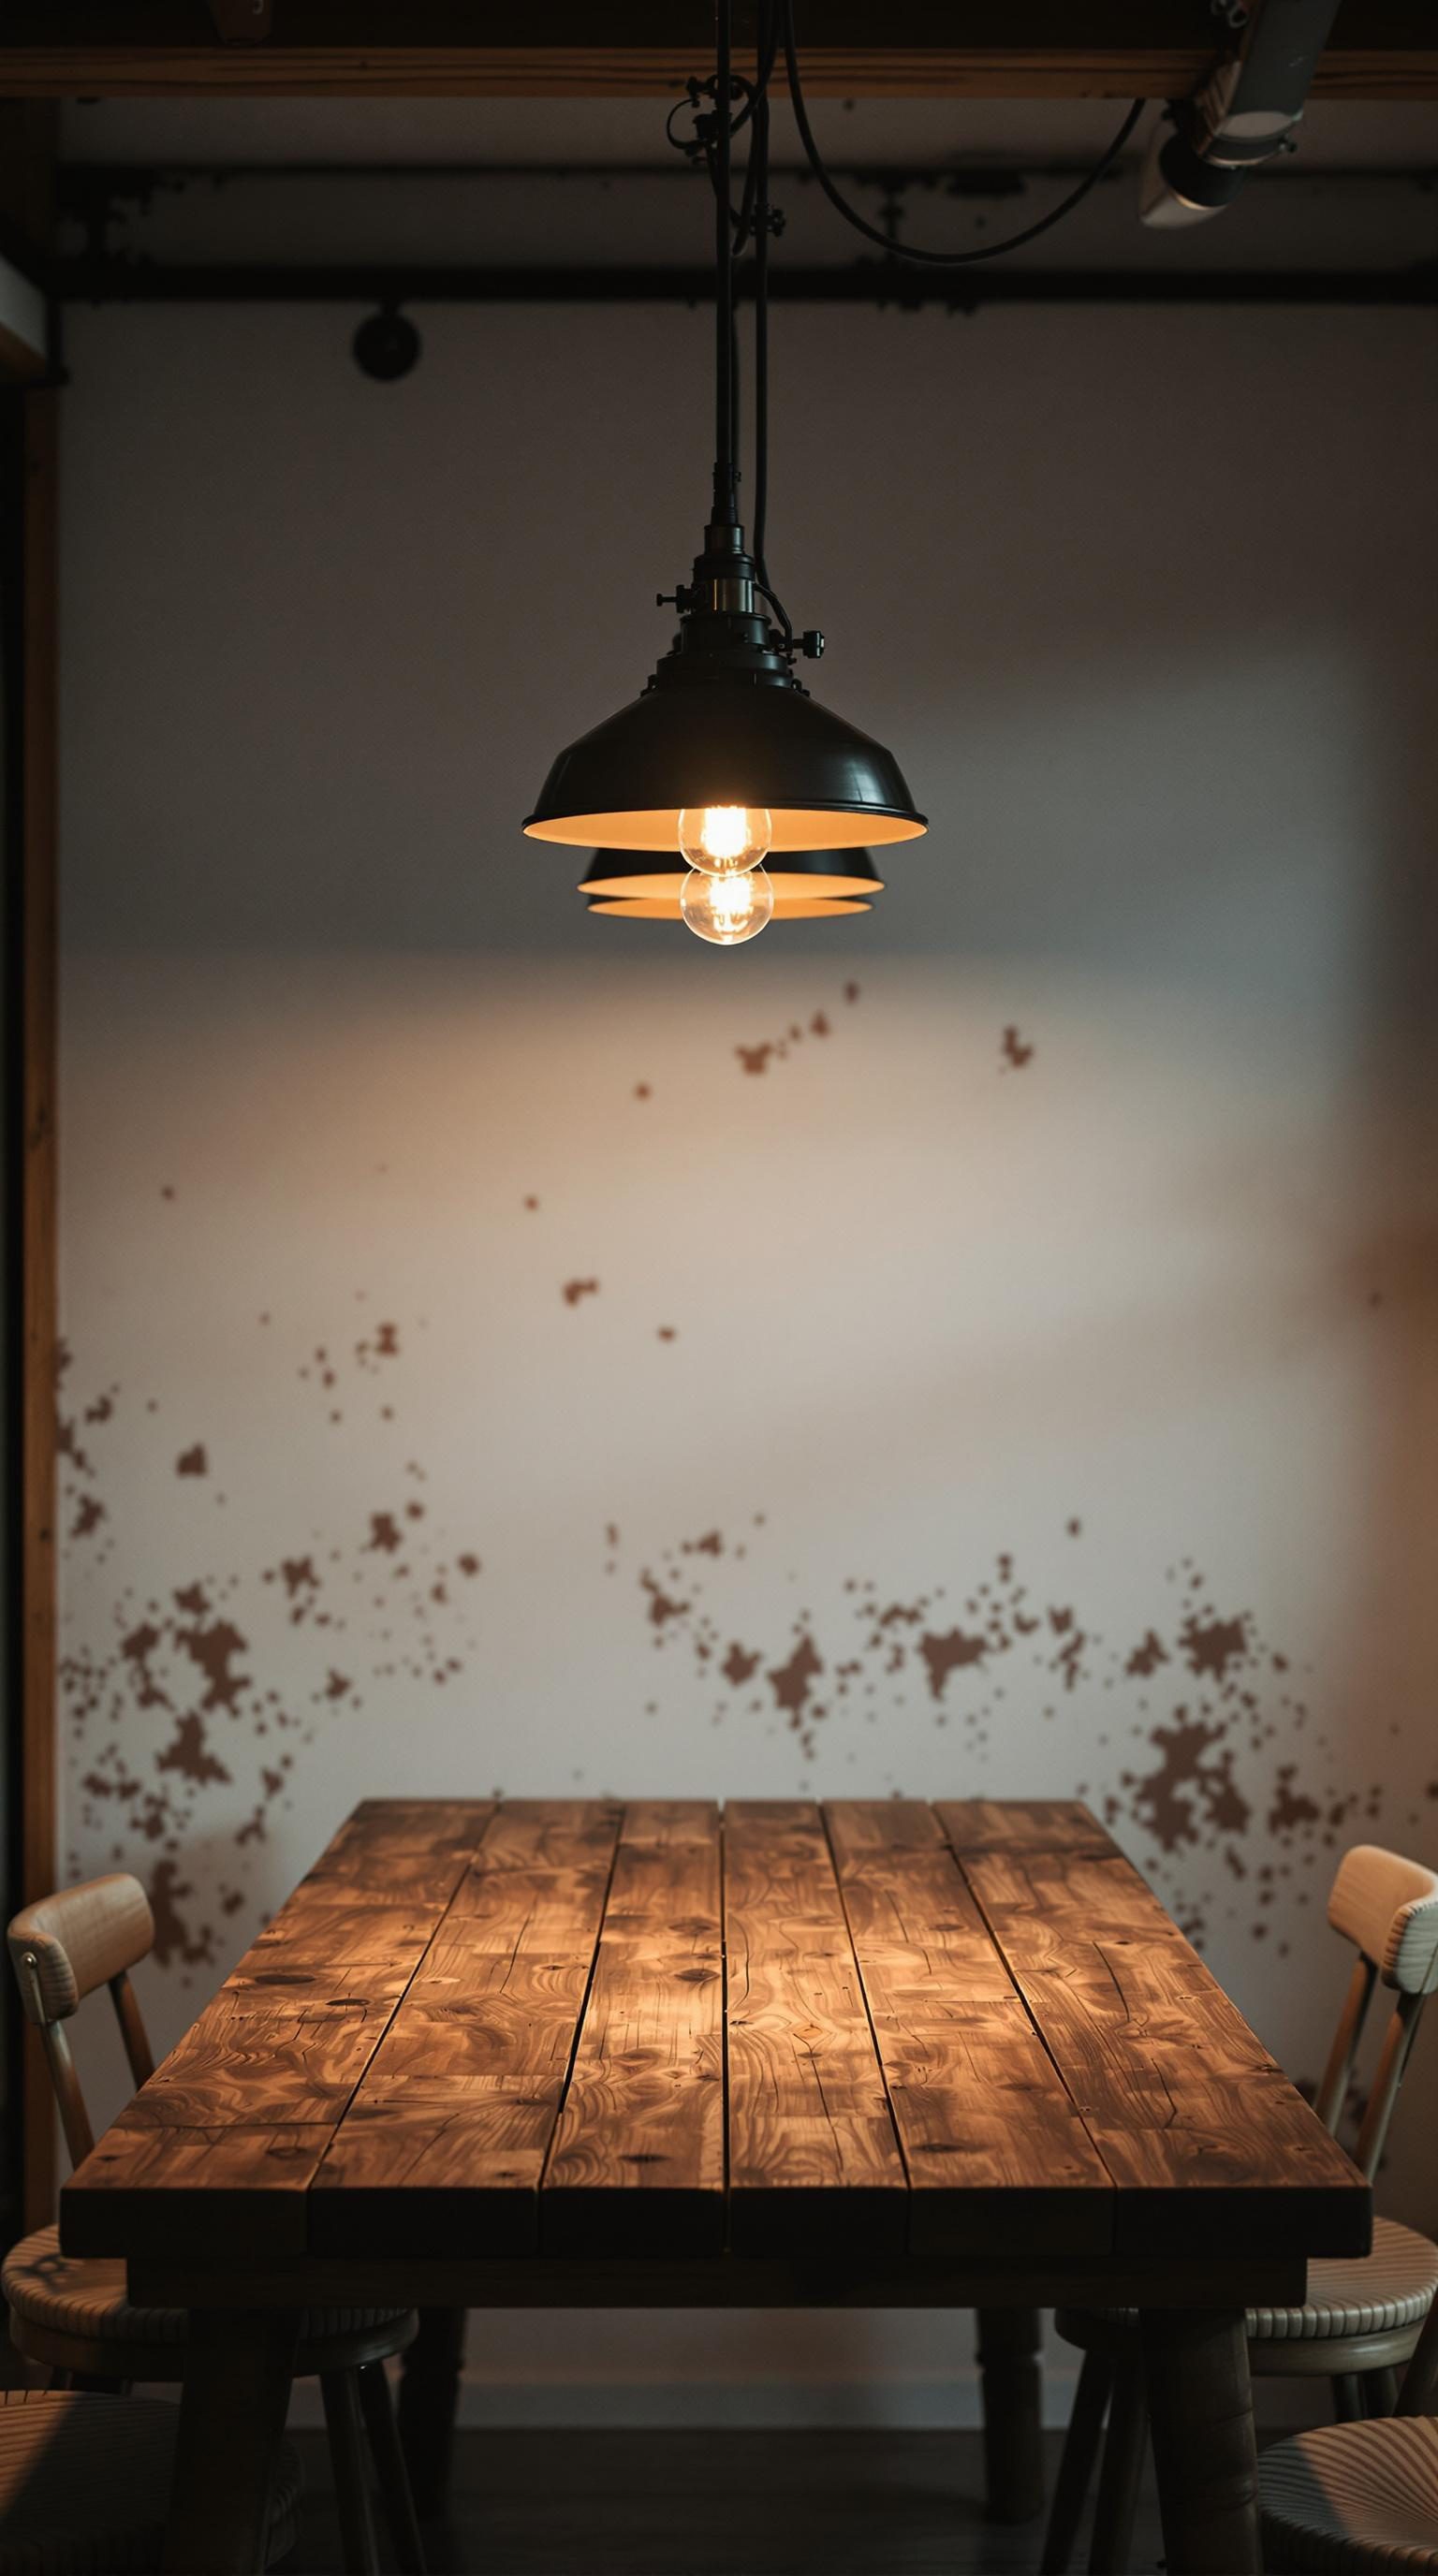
[1,5,1436,102]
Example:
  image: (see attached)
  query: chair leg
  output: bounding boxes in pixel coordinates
[321,2367,381,2576]
[1041,2351,1113,2576]
[1333,2373,1365,2422]
[1362,2366,1401,2418]
[358,2359,428,2575]
[1088,2364,1148,2576]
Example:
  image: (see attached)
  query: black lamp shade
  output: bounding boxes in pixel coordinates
[526,673,926,852]
[578,848,885,903]
[589,894,870,919]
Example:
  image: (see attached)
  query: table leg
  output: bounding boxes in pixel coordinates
[398,2305,467,2517]
[976,2305,1045,2523]
[1139,2307,1260,2576]
[163,2307,299,2575]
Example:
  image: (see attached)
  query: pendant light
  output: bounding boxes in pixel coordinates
[524,0,925,944]
[522,0,1144,947]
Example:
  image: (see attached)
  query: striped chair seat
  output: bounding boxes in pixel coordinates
[1261,2415,1438,2571]
[3,2225,407,2351]
[1059,2218,1438,2349]
[0,2388,301,2573]
[1250,2220,1438,2343]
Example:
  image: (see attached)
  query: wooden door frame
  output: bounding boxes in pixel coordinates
[1,101,58,2234]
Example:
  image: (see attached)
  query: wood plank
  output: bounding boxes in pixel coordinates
[311,1799,623,2256]
[63,1799,495,2251]
[237,1899,449,1969]
[937,1798,1119,1857]
[824,1802,1113,2258]
[543,1800,725,2256]
[724,1802,907,2256]
[122,1983,406,2129]
[1,12,1435,102]
[957,1845,1371,2257]
[135,1802,498,2122]
[298,1793,495,1885]
[228,1793,498,1967]
[60,2120,330,2259]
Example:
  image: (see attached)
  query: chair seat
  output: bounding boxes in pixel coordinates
[3,2225,410,2356]
[1260,2415,1438,2571]
[1057,2218,1438,2351]
[1251,2219,1438,2343]
[0,2388,301,2573]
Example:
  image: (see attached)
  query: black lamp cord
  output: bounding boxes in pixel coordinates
[682,0,1143,637]
[779,3,1145,269]
[712,0,738,527]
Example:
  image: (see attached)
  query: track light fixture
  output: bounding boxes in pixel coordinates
[525,1,1143,946]
[1139,0,1341,228]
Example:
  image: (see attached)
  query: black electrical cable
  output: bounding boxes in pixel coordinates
[682,0,1140,661]
[780,0,1144,267]
[732,6,783,254]
[713,0,738,524]
[753,83,770,581]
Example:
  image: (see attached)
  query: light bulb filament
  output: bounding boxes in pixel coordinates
[697,807,749,864]
[677,805,771,876]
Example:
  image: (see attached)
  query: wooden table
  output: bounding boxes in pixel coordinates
[61,1796,1369,2575]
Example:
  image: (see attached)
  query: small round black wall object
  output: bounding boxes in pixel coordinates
[353,309,422,381]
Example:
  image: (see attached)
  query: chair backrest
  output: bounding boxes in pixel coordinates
[1313,1844,1438,2181]
[7,1875,157,2170]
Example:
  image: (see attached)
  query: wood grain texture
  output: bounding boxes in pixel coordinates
[59,1798,1372,2291]
[312,1798,623,2256]
[543,1801,725,2256]
[125,1983,405,2130]
[61,2121,330,2258]
[825,1802,1112,2257]
[61,1799,494,2257]
[725,1802,906,2256]
[956,1843,1371,2255]
[937,1799,1118,1857]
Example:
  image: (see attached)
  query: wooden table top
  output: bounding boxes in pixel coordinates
[62,1797,1369,2272]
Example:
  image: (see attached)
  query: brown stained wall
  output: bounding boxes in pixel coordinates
[55,300,1438,2256]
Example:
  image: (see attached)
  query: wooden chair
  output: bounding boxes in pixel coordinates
[0,2387,302,2572]
[4,1872,425,2576]
[1260,2276,1438,2569]
[1040,1842,1438,2576]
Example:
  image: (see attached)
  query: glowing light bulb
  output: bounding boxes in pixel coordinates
[680,866,774,946]
[677,805,771,876]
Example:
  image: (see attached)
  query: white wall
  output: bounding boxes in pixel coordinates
[55,290,1438,2422]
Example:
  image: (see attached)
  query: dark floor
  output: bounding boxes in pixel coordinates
[288,2427,1167,2576]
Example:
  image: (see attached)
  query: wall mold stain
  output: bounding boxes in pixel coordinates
[59,1315,488,1982]
[629,1521,1391,1955]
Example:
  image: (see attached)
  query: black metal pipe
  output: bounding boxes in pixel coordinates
[54,158,1437,197]
[55,258,1438,307]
